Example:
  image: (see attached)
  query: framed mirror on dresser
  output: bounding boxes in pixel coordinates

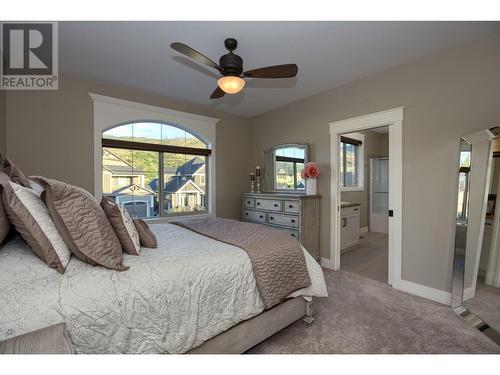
[243,143,320,262]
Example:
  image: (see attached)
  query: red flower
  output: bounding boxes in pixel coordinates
[301,162,320,179]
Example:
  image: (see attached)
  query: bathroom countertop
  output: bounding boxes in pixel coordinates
[341,202,362,208]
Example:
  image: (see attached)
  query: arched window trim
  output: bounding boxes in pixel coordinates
[90,93,219,221]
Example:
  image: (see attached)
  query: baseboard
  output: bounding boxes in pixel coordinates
[394,279,451,305]
[321,257,336,270]
[360,226,368,234]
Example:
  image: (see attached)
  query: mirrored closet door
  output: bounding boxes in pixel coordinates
[451,128,500,343]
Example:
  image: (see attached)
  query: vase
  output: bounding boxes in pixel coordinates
[305,178,317,195]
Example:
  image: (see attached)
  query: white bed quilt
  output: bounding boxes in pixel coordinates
[0,223,327,353]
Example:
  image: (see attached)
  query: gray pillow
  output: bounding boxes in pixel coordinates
[133,218,158,248]
[33,177,128,271]
[2,157,31,188]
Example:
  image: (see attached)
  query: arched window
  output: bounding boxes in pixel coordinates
[102,122,211,218]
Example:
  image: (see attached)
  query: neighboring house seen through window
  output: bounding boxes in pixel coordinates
[102,122,210,219]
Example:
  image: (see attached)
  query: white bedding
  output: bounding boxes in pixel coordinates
[0,223,327,353]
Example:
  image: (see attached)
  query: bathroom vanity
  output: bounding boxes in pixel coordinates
[341,203,361,251]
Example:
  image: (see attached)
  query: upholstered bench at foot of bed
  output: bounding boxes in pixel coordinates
[0,323,74,354]
[188,297,315,354]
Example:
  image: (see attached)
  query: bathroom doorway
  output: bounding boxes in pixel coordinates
[337,129,389,284]
[328,108,403,289]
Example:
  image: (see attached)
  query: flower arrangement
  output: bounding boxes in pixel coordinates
[301,162,320,179]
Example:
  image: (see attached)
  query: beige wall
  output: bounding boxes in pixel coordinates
[341,130,389,229]
[0,90,5,155]
[4,76,252,220]
[4,35,500,295]
[249,36,500,292]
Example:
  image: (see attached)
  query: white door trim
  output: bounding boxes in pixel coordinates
[328,107,403,288]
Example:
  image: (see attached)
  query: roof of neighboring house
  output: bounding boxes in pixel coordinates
[149,157,205,193]
[175,157,204,176]
[102,149,145,175]
[164,176,204,194]
[109,183,156,196]
[103,165,145,175]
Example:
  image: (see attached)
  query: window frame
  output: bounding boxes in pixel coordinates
[102,130,211,219]
[340,132,365,192]
[91,93,219,222]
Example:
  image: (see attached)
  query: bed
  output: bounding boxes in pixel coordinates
[0,223,327,354]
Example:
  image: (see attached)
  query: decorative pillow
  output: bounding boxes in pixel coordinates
[28,178,45,196]
[2,157,31,188]
[101,197,141,255]
[0,171,12,244]
[1,181,71,273]
[133,218,158,248]
[33,177,128,271]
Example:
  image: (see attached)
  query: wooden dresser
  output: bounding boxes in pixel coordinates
[242,192,321,261]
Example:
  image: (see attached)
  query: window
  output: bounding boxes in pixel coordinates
[340,134,364,190]
[102,122,210,219]
[274,146,305,190]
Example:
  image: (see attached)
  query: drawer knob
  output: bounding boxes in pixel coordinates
[274,203,279,207]
[289,205,293,208]
[291,219,296,223]
[259,215,264,219]
[245,213,248,216]
[291,233,295,237]
[247,201,251,204]
[257,202,261,205]
[270,216,274,220]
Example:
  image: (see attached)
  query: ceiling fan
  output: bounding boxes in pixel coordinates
[170,38,298,99]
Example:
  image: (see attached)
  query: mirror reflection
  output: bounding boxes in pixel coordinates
[264,144,309,192]
[451,128,500,342]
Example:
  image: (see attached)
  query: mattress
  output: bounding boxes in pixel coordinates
[0,223,327,353]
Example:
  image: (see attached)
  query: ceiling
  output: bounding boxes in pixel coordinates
[59,22,500,117]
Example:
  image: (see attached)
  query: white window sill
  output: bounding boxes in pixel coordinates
[341,186,365,192]
[144,212,214,224]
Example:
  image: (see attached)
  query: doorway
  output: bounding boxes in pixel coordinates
[328,108,403,288]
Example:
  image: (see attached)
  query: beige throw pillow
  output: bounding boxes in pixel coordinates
[101,197,141,255]
[1,181,71,273]
[2,157,31,188]
[133,218,158,248]
[0,171,12,244]
[33,177,129,271]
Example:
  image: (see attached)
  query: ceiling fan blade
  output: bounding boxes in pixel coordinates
[210,86,225,99]
[170,42,221,72]
[243,64,298,79]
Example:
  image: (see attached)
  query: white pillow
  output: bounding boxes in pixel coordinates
[120,205,141,254]
[2,181,71,273]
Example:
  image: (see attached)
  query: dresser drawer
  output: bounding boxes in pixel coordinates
[244,197,255,208]
[284,200,300,213]
[255,198,282,211]
[268,213,299,228]
[244,209,266,223]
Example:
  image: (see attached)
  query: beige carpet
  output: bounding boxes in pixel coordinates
[248,269,500,354]
[464,277,500,334]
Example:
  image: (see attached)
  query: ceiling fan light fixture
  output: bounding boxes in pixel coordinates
[217,76,245,94]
